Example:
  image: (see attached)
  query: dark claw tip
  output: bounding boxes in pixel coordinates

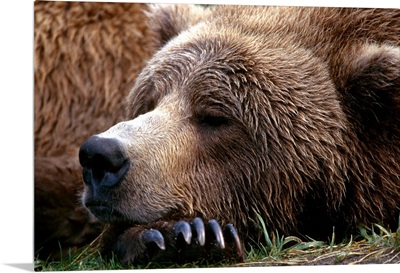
[209,219,225,249]
[173,221,192,244]
[142,229,166,250]
[225,223,244,258]
[192,217,205,246]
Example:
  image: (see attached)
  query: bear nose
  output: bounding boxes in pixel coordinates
[79,135,130,188]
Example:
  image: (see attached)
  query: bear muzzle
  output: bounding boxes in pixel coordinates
[79,135,131,221]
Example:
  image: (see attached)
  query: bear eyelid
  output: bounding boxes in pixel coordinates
[196,110,232,128]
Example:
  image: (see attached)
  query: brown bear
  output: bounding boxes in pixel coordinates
[34,1,154,259]
[78,4,400,265]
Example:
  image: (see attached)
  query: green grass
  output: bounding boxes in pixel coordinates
[240,214,400,266]
[35,219,400,271]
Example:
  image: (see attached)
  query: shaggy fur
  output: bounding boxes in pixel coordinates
[34,1,154,258]
[78,5,400,264]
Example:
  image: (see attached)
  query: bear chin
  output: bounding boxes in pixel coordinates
[86,205,123,223]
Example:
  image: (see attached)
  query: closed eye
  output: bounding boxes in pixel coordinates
[197,113,231,128]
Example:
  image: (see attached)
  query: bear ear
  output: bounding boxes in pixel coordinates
[146,4,211,48]
[343,44,400,138]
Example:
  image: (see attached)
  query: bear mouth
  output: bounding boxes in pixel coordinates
[85,201,126,223]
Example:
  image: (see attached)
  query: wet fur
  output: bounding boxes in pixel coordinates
[35,3,400,262]
[103,5,400,243]
[34,1,154,258]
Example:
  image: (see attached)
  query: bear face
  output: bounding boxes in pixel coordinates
[79,5,400,264]
[81,26,347,230]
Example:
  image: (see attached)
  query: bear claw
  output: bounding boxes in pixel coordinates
[173,221,192,244]
[142,228,166,250]
[208,219,225,249]
[192,217,206,246]
[224,223,244,258]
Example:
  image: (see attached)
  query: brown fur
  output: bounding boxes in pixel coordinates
[80,5,400,263]
[35,2,400,263]
[34,1,154,258]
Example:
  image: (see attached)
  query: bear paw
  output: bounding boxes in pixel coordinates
[106,218,245,265]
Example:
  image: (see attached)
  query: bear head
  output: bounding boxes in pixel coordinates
[79,5,400,239]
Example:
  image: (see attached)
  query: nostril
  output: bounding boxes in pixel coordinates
[79,135,130,187]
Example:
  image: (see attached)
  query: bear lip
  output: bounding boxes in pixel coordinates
[85,201,125,223]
